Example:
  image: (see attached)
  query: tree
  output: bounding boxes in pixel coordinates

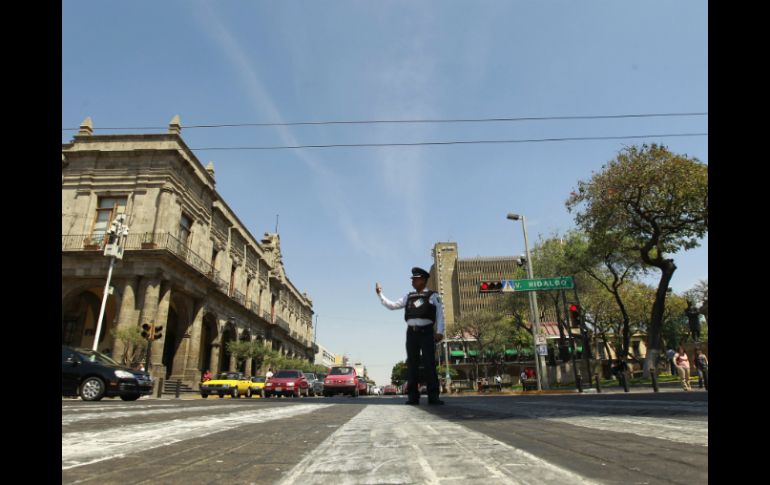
[225,340,254,371]
[454,309,506,380]
[566,144,708,376]
[685,279,708,324]
[111,325,147,366]
[391,361,408,386]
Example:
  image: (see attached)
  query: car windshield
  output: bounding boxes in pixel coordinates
[218,372,242,380]
[74,348,120,366]
[330,367,353,375]
[275,370,300,378]
[251,376,265,383]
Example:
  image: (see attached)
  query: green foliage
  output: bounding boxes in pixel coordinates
[111,325,147,365]
[566,144,708,358]
[566,144,708,258]
[391,361,408,386]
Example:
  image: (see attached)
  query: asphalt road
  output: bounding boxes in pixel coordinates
[62,391,707,484]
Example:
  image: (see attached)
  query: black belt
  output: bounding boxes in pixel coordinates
[407,325,434,333]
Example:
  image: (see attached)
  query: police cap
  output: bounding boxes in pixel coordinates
[410,267,430,279]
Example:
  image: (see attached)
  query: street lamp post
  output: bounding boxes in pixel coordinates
[506,213,545,391]
[92,214,129,352]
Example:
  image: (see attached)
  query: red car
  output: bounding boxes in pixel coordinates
[383,385,398,395]
[323,366,360,397]
[264,369,310,398]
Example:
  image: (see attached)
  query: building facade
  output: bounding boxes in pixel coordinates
[62,116,315,390]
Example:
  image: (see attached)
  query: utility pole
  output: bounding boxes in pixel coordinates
[93,214,128,352]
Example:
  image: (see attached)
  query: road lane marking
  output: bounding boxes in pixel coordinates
[277,404,600,485]
[544,415,708,447]
[62,404,242,425]
[62,403,332,470]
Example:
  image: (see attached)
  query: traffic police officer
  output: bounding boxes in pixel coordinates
[376,267,445,405]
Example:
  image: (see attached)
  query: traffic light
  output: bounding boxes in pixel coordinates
[154,325,163,340]
[479,281,503,293]
[568,303,580,327]
[141,323,151,340]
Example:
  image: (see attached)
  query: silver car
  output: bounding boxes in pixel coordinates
[303,372,322,396]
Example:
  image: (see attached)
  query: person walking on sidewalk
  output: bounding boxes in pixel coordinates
[666,347,676,376]
[695,349,708,390]
[376,267,445,405]
[674,345,692,391]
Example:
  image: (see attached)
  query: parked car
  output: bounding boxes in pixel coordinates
[199,372,251,398]
[62,345,153,401]
[264,369,310,398]
[324,366,361,397]
[248,376,266,398]
[303,372,321,396]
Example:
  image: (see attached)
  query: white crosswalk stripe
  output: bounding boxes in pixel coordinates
[277,405,600,485]
[61,403,332,470]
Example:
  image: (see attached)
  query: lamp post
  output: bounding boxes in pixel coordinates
[92,214,129,352]
[506,213,544,391]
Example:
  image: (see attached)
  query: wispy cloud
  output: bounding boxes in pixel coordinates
[192,2,396,260]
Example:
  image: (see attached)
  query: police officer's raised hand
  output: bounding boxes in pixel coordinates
[375,282,382,295]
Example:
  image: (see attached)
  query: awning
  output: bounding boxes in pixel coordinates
[505,349,518,356]
[450,350,466,357]
[467,351,479,357]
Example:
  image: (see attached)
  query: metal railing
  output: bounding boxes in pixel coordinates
[64,231,275,317]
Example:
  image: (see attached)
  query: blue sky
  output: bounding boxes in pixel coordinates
[62,1,708,386]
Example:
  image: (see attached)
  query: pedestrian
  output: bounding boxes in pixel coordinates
[520,370,528,384]
[494,374,503,391]
[376,267,445,405]
[695,349,708,390]
[202,369,212,382]
[266,368,274,379]
[135,362,145,372]
[674,345,692,391]
[666,347,676,376]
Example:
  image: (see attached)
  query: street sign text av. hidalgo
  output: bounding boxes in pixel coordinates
[502,276,574,293]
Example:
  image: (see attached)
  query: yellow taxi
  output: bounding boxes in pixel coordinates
[200,371,251,398]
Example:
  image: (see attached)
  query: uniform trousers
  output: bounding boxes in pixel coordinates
[405,325,439,401]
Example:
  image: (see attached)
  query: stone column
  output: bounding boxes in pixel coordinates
[138,276,160,370]
[149,280,171,377]
[244,336,253,376]
[170,297,193,383]
[210,343,221,375]
[112,277,139,365]
[183,300,206,387]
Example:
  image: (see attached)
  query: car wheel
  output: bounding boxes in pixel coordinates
[120,393,140,401]
[246,388,252,398]
[201,394,209,398]
[80,377,106,401]
[219,394,225,398]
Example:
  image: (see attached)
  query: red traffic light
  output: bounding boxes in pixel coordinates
[479,281,503,293]
[569,304,578,313]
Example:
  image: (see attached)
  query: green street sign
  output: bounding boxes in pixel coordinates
[510,276,574,292]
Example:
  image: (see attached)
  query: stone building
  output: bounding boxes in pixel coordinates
[62,116,315,390]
